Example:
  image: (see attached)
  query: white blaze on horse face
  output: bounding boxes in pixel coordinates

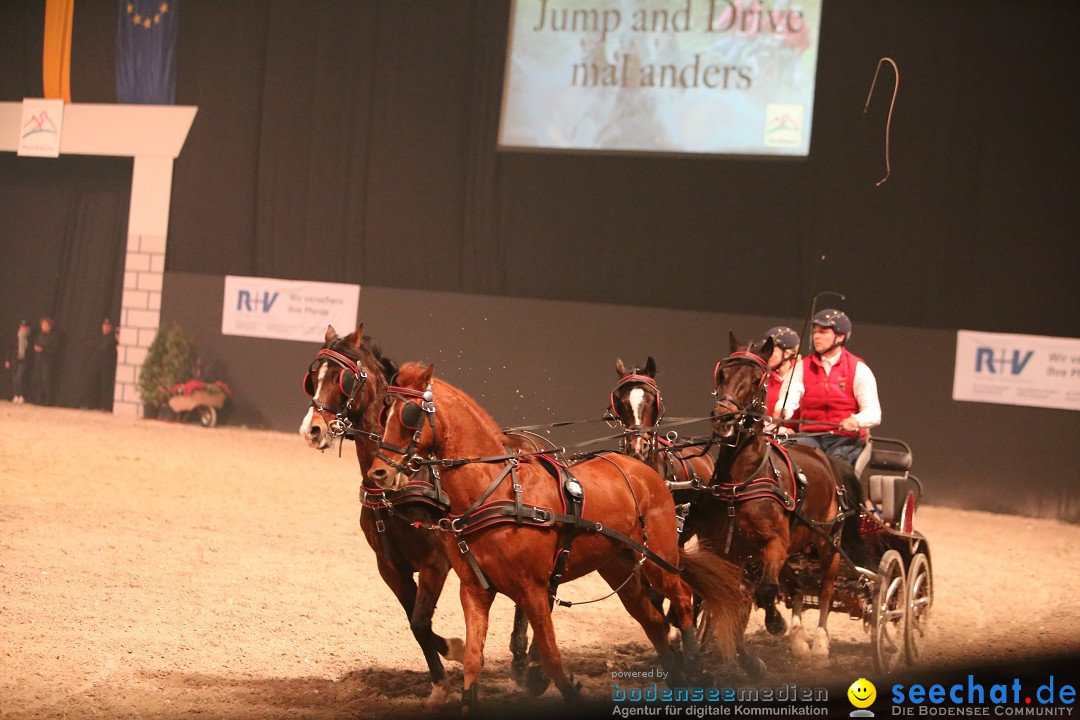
[299,364,332,449]
[628,388,646,427]
[627,388,649,456]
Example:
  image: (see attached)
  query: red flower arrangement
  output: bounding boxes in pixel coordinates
[166,379,232,398]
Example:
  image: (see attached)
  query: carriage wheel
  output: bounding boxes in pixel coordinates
[195,405,217,428]
[871,549,907,673]
[904,552,933,665]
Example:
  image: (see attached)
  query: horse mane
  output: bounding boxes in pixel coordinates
[394,362,507,446]
[328,333,398,385]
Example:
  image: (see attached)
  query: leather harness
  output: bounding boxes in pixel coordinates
[375,386,683,599]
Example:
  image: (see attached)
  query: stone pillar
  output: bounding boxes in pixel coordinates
[111,154,175,417]
[113,234,166,416]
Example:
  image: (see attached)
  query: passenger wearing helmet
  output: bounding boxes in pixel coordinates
[763,326,800,420]
[779,309,881,464]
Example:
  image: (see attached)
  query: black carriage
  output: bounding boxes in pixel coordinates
[783,437,933,673]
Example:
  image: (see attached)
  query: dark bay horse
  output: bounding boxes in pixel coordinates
[367,363,746,709]
[611,358,767,677]
[298,325,463,707]
[706,333,855,666]
[299,326,545,704]
[610,357,716,514]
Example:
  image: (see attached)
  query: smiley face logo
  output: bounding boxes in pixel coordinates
[847,677,877,709]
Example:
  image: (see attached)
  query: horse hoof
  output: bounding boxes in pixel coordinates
[558,676,584,704]
[510,655,527,687]
[525,664,550,697]
[424,680,453,711]
[444,637,465,664]
[738,652,767,679]
[809,628,830,668]
[765,613,788,636]
[791,640,811,661]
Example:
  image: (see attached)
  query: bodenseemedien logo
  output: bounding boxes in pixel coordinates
[848,678,877,717]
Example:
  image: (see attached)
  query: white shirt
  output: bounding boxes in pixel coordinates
[780,349,882,429]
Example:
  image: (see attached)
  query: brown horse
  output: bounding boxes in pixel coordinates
[367,363,746,710]
[706,332,865,667]
[610,357,715,514]
[611,357,768,677]
[298,325,464,707]
[299,326,546,704]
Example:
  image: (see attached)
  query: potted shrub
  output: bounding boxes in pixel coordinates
[138,323,197,418]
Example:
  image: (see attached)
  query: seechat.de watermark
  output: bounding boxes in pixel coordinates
[884,675,1074,717]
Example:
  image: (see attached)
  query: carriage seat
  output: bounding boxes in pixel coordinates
[859,437,921,526]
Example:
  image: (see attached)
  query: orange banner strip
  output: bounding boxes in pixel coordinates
[43,0,75,103]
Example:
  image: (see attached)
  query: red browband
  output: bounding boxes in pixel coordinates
[318,348,364,376]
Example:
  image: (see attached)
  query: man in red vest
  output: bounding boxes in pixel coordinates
[780,309,881,464]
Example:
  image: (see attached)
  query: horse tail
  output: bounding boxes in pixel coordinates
[678,545,745,661]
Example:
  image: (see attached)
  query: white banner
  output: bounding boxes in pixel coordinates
[18,98,64,157]
[953,330,1080,412]
[222,276,360,343]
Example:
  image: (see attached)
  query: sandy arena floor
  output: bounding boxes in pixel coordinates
[1,404,1078,719]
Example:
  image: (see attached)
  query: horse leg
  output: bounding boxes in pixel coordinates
[516,585,583,702]
[412,562,460,709]
[458,581,497,714]
[510,606,528,685]
[788,593,811,661]
[510,607,551,696]
[629,558,695,686]
[735,591,767,678]
[809,550,841,668]
[755,535,789,636]
[373,553,457,710]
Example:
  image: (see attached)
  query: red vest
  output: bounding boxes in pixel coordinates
[794,349,862,432]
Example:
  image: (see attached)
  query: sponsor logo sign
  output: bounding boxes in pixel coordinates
[953,330,1080,412]
[222,276,359,343]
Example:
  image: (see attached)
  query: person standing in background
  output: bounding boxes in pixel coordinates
[90,318,119,410]
[4,319,34,404]
[32,316,61,406]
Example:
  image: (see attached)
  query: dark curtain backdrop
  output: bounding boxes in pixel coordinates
[0,154,131,406]
[1,0,1078,335]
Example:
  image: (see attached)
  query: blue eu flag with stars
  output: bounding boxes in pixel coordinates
[116,0,178,104]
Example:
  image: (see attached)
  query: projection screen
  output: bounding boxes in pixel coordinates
[498,0,824,157]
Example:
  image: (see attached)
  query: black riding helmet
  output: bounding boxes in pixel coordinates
[812,309,852,341]
[765,326,800,351]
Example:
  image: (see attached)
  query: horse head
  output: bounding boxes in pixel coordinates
[611,356,664,459]
[367,362,440,491]
[711,331,772,439]
[299,323,390,450]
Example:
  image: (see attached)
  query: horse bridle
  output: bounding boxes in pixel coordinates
[712,351,769,431]
[304,347,369,438]
[376,385,438,476]
[609,372,666,456]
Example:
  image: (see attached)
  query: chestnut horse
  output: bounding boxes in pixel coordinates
[298,326,544,706]
[367,363,746,709]
[298,326,464,707]
[707,333,863,667]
